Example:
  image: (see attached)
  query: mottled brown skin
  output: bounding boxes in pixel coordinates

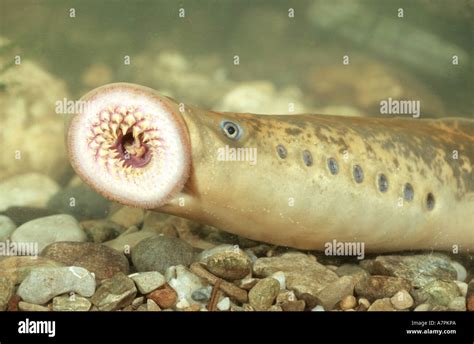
[159,102,474,252]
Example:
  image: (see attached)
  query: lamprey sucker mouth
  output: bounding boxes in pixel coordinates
[66,83,191,209]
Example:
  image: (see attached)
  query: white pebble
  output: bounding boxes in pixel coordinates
[175,298,190,310]
[450,261,467,282]
[311,305,325,312]
[217,297,230,311]
[271,271,286,290]
[454,281,468,297]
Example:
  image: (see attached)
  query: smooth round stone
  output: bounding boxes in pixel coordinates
[47,184,109,221]
[11,214,86,253]
[131,236,195,274]
[41,242,129,281]
[339,295,357,310]
[390,289,414,310]
[0,215,16,241]
[199,244,252,281]
[0,173,60,212]
[248,277,280,311]
[17,266,96,304]
[217,297,230,311]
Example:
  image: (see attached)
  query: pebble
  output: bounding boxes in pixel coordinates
[18,301,50,311]
[0,256,64,285]
[455,281,468,297]
[311,305,325,311]
[355,275,412,302]
[175,298,190,310]
[412,280,460,307]
[199,244,252,280]
[450,261,467,282]
[466,279,474,311]
[190,262,248,304]
[52,295,91,311]
[414,304,431,311]
[90,272,137,311]
[0,215,16,241]
[271,271,286,290]
[146,299,161,311]
[140,211,169,232]
[104,231,157,254]
[370,254,457,288]
[368,298,396,311]
[131,236,195,274]
[315,275,356,310]
[81,220,125,243]
[0,173,60,211]
[358,298,371,310]
[339,295,357,310]
[132,296,144,309]
[448,296,466,311]
[390,289,414,310]
[47,184,109,221]
[147,284,178,309]
[253,252,339,300]
[17,267,96,304]
[281,300,306,312]
[248,277,280,311]
[335,264,370,283]
[276,290,296,304]
[166,265,208,304]
[0,206,58,226]
[0,277,14,311]
[238,278,259,290]
[109,206,144,228]
[129,271,166,294]
[11,214,86,253]
[41,242,129,281]
[217,297,231,311]
[191,286,213,303]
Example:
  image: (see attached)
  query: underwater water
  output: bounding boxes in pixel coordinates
[0,0,473,327]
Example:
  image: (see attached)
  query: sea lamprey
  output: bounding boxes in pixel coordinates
[67,83,474,252]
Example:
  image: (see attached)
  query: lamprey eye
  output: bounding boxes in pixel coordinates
[221,120,242,140]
